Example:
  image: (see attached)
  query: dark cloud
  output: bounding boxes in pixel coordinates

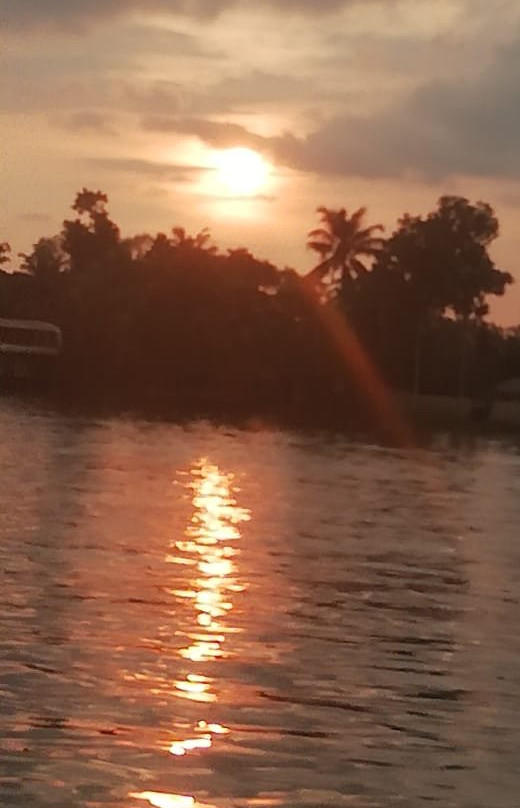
[191,35,520,183]
[5,0,378,32]
[296,37,520,180]
[142,116,266,147]
[141,115,302,167]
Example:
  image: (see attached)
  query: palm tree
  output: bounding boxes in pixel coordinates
[306,206,384,295]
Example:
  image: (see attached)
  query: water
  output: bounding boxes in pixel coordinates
[1,397,520,808]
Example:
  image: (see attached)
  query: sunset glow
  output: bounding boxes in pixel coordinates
[3,1,520,322]
[212,147,271,196]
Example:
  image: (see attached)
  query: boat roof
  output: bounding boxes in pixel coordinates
[0,317,61,332]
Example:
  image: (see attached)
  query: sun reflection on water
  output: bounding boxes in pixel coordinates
[130,459,250,808]
[173,460,249,669]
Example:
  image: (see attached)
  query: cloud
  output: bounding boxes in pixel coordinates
[60,111,117,134]
[144,28,520,185]
[141,115,302,167]
[142,116,265,146]
[6,0,520,188]
[85,156,210,182]
[192,70,332,114]
[1,20,222,115]
[296,36,520,181]
[0,73,185,117]
[5,0,384,32]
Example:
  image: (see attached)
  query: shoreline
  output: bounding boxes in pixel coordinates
[2,380,519,442]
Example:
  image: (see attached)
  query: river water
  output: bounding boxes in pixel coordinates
[1,397,520,808]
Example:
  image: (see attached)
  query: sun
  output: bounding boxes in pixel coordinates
[213,147,270,196]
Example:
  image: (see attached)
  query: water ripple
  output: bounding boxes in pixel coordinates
[1,400,520,807]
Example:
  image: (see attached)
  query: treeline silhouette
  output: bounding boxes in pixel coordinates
[1,189,519,427]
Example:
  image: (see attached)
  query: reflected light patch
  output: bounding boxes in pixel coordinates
[175,680,210,694]
[169,735,212,756]
[179,642,223,663]
[174,675,216,702]
[199,559,234,577]
[198,720,230,735]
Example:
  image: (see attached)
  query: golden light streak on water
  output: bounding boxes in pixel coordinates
[128,460,249,805]
[169,736,212,755]
[197,720,230,735]
[169,460,248,763]
[175,460,249,668]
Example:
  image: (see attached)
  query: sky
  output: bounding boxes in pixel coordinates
[2,0,520,324]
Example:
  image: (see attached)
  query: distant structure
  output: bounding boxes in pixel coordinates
[485,377,520,428]
[0,317,62,382]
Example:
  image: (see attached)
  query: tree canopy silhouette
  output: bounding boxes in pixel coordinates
[377,195,512,322]
[19,236,66,280]
[1,188,518,425]
[62,188,121,276]
[0,242,10,268]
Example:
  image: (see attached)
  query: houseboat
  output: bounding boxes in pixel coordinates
[0,317,62,383]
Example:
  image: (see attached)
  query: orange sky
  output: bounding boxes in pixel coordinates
[2,0,520,324]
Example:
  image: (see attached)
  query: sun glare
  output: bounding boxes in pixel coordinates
[213,147,270,196]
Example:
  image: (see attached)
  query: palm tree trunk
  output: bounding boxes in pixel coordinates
[458,317,468,399]
[413,323,424,397]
